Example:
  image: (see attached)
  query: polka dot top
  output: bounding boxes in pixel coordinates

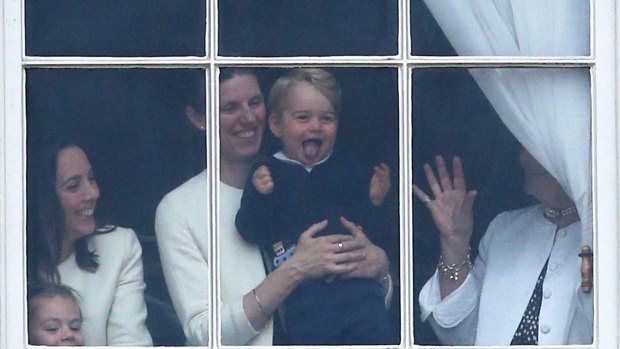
[510,259,550,345]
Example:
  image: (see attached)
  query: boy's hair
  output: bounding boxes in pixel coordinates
[268,68,341,119]
[28,281,82,316]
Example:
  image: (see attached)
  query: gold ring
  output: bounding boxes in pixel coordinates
[423,195,431,203]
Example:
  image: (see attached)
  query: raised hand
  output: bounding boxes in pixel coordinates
[369,163,391,206]
[413,156,477,250]
[252,165,274,195]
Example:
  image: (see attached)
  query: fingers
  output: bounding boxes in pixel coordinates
[412,184,433,206]
[463,190,478,212]
[423,163,442,198]
[252,165,274,194]
[452,156,466,191]
[370,163,391,206]
[299,220,328,239]
[339,217,368,240]
[324,234,355,244]
[435,155,453,192]
[374,163,390,179]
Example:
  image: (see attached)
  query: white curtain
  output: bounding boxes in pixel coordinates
[421,0,592,247]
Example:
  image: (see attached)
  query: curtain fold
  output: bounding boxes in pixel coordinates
[421,0,592,247]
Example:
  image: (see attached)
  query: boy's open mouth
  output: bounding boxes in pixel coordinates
[302,139,322,159]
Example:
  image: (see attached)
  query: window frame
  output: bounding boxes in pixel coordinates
[1,0,617,348]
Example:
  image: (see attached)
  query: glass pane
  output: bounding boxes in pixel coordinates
[25,1,206,57]
[411,0,591,56]
[412,68,593,345]
[26,68,206,346]
[218,0,398,57]
[218,67,400,345]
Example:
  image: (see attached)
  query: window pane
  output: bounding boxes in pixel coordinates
[25,1,206,57]
[218,0,398,57]
[218,67,400,345]
[412,67,593,345]
[411,0,591,56]
[26,68,206,346]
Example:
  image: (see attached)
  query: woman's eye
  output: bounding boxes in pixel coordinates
[66,183,79,192]
[220,103,237,113]
[249,97,264,107]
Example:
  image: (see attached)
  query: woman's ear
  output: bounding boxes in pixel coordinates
[269,114,283,138]
[185,106,206,131]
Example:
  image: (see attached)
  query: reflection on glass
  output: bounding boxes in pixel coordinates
[411,0,590,56]
[218,0,398,57]
[412,68,592,345]
[25,1,206,56]
[217,68,401,345]
[26,68,206,346]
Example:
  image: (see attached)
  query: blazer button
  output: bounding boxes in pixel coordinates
[543,289,552,299]
[540,324,551,334]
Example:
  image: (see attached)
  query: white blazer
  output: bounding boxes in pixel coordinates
[59,227,152,346]
[419,205,593,345]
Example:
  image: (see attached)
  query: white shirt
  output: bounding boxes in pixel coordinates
[59,227,152,346]
[155,171,273,346]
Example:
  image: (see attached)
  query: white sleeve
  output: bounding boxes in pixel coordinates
[106,229,153,346]
[155,196,210,346]
[417,217,497,345]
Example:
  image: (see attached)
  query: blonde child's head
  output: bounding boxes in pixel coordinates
[28,282,85,346]
[268,69,342,166]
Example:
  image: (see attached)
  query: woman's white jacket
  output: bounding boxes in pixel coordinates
[419,205,593,345]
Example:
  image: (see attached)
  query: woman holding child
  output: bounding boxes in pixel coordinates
[155,68,394,345]
[27,142,152,346]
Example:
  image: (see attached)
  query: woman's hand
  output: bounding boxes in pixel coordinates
[337,217,389,282]
[286,220,367,283]
[413,156,477,261]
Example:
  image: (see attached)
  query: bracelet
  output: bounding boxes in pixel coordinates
[437,248,474,281]
[252,288,269,318]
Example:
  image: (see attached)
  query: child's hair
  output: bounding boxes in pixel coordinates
[268,68,341,119]
[28,281,82,316]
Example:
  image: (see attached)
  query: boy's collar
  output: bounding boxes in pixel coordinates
[273,151,333,172]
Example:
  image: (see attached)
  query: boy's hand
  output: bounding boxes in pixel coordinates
[252,165,274,194]
[369,163,390,206]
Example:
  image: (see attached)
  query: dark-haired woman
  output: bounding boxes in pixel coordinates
[28,143,152,346]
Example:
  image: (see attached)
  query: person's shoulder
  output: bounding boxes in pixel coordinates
[91,226,138,244]
[89,226,142,259]
[158,170,207,209]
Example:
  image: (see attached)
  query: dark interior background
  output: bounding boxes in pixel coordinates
[25,0,206,56]
[26,67,401,345]
[218,0,398,57]
[25,0,534,346]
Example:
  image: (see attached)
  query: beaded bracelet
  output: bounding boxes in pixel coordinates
[437,248,474,281]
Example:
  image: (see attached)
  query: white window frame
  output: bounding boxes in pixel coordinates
[1,0,617,348]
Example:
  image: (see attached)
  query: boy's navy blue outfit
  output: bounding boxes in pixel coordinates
[236,150,391,345]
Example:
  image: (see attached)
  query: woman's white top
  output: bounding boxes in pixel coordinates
[419,204,593,345]
[155,171,273,346]
[58,227,152,346]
